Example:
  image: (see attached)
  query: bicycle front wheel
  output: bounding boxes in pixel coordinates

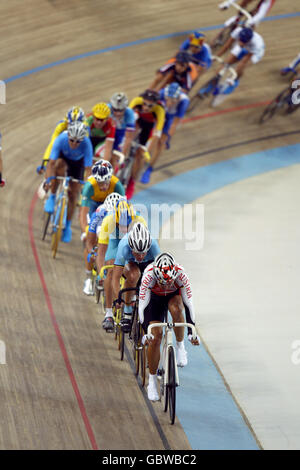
[52,197,66,258]
[42,212,51,241]
[168,347,176,425]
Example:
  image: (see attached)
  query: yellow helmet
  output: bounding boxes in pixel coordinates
[115,199,136,225]
[92,102,111,119]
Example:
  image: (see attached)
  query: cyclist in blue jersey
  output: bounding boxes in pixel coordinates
[109,222,160,332]
[140,82,190,184]
[108,92,136,158]
[83,192,123,295]
[44,121,93,243]
[179,31,212,76]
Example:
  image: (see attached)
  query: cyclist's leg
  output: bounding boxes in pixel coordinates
[44,157,67,213]
[102,239,118,329]
[121,262,141,331]
[61,158,84,243]
[168,294,188,367]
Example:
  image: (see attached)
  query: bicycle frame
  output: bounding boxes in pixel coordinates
[147,322,197,390]
[225,1,253,24]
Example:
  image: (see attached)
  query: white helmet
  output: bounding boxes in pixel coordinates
[110,92,129,111]
[103,192,123,212]
[91,159,113,183]
[128,222,152,253]
[67,121,87,141]
[153,252,179,285]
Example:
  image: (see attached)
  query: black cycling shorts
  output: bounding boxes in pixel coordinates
[59,153,85,180]
[136,118,154,146]
[142,289,180,334]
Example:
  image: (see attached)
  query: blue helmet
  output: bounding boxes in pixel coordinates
[239,27,253,44]
[165,82,181,99]
[66,106,85,124]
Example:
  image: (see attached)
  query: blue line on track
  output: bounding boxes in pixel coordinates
[4,11,300,83]
[132,143,300,450]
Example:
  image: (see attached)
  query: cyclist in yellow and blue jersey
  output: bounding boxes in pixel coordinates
[36,106,86,174]
[79,159,125,240]
[96,199,147,331]
[126,89,165,198]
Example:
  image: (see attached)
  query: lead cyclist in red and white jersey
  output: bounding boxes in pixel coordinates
[219,0,275,28]
[139,252,200,402]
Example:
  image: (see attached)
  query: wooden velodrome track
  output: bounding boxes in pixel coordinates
[0,0,299,450]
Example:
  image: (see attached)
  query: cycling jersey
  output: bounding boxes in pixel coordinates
[86,114,116,150]
[88,206,108,235]
[107,106,136,150]
[159,88,190,118]
[158,59,198,91]
[231,26,265,64]
[114,234,160,267]
[49,131,93,166]
[81,175,125,209]
[98,213,147,246]
[249,0,275,26]
[138,263,195,327]
[129,97,165,134]
[180,40,212,69]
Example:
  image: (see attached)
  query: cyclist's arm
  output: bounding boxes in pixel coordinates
[217,36,235,57]
[122,111,136,157]
[138,268,154,325]
[112,265,124,301]
[96,243,107,275]
[152,104,166,136]
[103,138,114,162]
[96,214,112,273]
[114,180,126,196]
[177,270,196,332]
[43,120,67,164]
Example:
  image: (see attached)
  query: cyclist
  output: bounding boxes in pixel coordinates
[149,51,198,94]
[79,159,125,241]
[140,82,190,184]
[83,192,122,296]
[96,199,147,331]
[213,26,265,106]
[112,222,161,332]
[36,106,86,174]
[179,31,212,76]
[85,102,116,163]
[139,252,200,402]
[218,0,275,27]
[281,53,300,76]
[44,121,93,243]
[108,92,136,158]
[127,90,165,198]
[0,131,5,188]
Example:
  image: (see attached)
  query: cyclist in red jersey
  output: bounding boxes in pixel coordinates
[139,253,200,402]
[86,103,116,164]
[219,0,275,27]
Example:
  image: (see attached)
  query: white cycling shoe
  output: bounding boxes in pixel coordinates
[147,378,159,402]
[83,278,94,296]
[176,346,188,367]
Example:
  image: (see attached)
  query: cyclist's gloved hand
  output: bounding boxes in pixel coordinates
[36,164,45,175]
[0,178,6,188]
[142,333,154,345]
[96,274,104,287]
[80,232,87,242]
[165,134,171,150]
[188,334,201,346]
[219,0,230,10]
[87,252,92,263]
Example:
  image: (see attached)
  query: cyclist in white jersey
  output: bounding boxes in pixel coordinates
[139,252,200,402]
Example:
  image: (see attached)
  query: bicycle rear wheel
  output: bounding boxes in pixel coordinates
[168,347,176,425]
[140,339,146,387]
[259,88,291,124]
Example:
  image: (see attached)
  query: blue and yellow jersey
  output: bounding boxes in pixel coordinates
[81,175,125,208]
[129,97,165,133]
[98,213,147,246]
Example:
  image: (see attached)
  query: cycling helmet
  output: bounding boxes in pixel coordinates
[175,51,191,64]
[153,252,180,285]
[110,92,129,111]
[92,102,111,119]
[103,192,123,212]
[239,27,253,44]
[128,222,152,253]
[189,31,205,47]
[91,159,113,183]
[67,121,87,141]
[165,82,181,99]
[141,89,160,103]
[66,106,85,124]
[115,199,135,226]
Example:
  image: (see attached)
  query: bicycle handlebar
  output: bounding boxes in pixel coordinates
[46,175,85,185]
[212,55,238,81]
[117,287,139,303]
[230,1,252,22]
[99,264,114,279]
[147,322,197,338]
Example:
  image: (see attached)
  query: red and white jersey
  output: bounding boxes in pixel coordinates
[138,263,195,324]
[250,0,275,26]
